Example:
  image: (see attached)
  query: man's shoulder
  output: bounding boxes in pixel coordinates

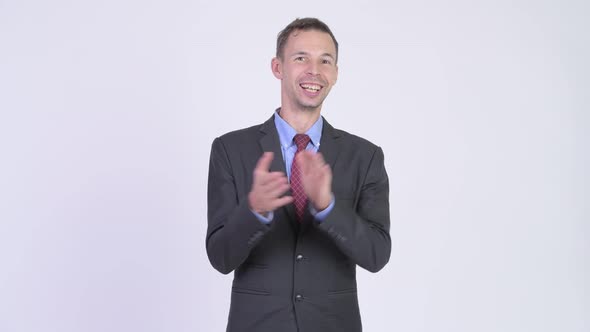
[328,123,381,152]
[213,114,274,145]
[217,123,262,143]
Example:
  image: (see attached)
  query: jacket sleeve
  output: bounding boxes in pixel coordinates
[205,137,271,274]
[316,146,391,273]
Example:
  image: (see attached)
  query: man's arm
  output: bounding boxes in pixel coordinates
[300,147,391,272]
[206,138,292,274]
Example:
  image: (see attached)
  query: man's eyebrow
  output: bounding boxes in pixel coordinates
[290,51,310,57]
[321,53,336,60]
[289,51,336,60]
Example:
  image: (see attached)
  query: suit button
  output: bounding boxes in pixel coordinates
[296,254,303,261]
[295,294,303,301]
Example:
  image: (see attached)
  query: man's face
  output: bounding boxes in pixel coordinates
[272,29,338,112]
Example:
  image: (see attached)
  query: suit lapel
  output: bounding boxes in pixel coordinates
[318,117,342,171]
[258,115,286,174]
[258,115,299,227]
[299,117,342,233]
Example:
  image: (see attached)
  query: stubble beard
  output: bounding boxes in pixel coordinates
[297,99,323,112]
[295,88,329,113]
[282,81,330,114]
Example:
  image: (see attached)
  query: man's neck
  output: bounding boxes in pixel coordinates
[278,106,322,134]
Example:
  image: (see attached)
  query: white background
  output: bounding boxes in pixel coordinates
[0,0,588,331]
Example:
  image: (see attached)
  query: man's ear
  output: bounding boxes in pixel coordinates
[271,57,282,80]
[334,64,339,85]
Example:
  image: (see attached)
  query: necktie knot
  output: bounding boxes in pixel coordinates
[294,134,311,152]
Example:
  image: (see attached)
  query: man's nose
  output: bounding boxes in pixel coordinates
[306,61,320,76]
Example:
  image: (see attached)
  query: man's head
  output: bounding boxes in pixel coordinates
[271,18,339,113]
[276,18,339,64]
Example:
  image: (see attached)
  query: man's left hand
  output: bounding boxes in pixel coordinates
[296,150,333,211]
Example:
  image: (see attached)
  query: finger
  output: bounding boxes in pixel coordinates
[297,151,312,173]
[266,181,291,198]
[258,171,288,186]
[300,150,314,160]
[304,151,320,175]
[322,163,332,178]
[304,151,321,168]
[314,152,327,166]
[260,175,289,192]
[269,195,294,209]
[254,152,274,173]
[315,154,331,176]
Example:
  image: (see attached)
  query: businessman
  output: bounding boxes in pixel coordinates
[206,17,391,332]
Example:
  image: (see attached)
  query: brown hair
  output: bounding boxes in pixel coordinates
[276,17,339,63]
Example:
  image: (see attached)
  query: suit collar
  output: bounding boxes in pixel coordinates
[317,117,342,170]
[273,109,323,150]
[259,113,342,169]
[258,114,286,174]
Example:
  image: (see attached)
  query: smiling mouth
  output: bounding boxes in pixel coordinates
[300,83,322,92]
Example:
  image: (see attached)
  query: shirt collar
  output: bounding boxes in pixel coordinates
[274,108,323,149]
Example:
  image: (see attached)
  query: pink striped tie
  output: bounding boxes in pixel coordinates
[291,134,311,222]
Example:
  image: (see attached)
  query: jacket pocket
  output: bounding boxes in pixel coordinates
[327,288,357,296]
[231,286,270,296]
[244,262,268,269]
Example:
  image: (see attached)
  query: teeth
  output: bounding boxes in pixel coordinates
[301,84,321,92]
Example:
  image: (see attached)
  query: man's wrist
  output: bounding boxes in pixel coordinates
[312,193,333,211]
[252,210,274,224]
[310,195,335,222]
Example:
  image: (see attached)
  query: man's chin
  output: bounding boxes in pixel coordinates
[298,103,322,112]
[297,99,325,111]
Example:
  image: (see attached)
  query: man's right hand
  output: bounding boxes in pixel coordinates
[248,152,293,216]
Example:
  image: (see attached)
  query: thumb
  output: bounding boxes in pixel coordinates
[255,152,274,172]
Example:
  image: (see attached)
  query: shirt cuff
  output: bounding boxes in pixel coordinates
[252,210,274,224]
[309,196,335,223]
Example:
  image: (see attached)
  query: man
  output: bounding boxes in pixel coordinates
[206,17,391,332]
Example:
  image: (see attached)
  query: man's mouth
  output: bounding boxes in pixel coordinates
[300,83,322,93]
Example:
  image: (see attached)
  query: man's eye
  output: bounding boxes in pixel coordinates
[322,59,332,64]
[295,57,305,62]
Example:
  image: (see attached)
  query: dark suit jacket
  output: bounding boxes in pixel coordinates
[206,114,391,332]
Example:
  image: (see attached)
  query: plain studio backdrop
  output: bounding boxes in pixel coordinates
[0,0,588,331]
